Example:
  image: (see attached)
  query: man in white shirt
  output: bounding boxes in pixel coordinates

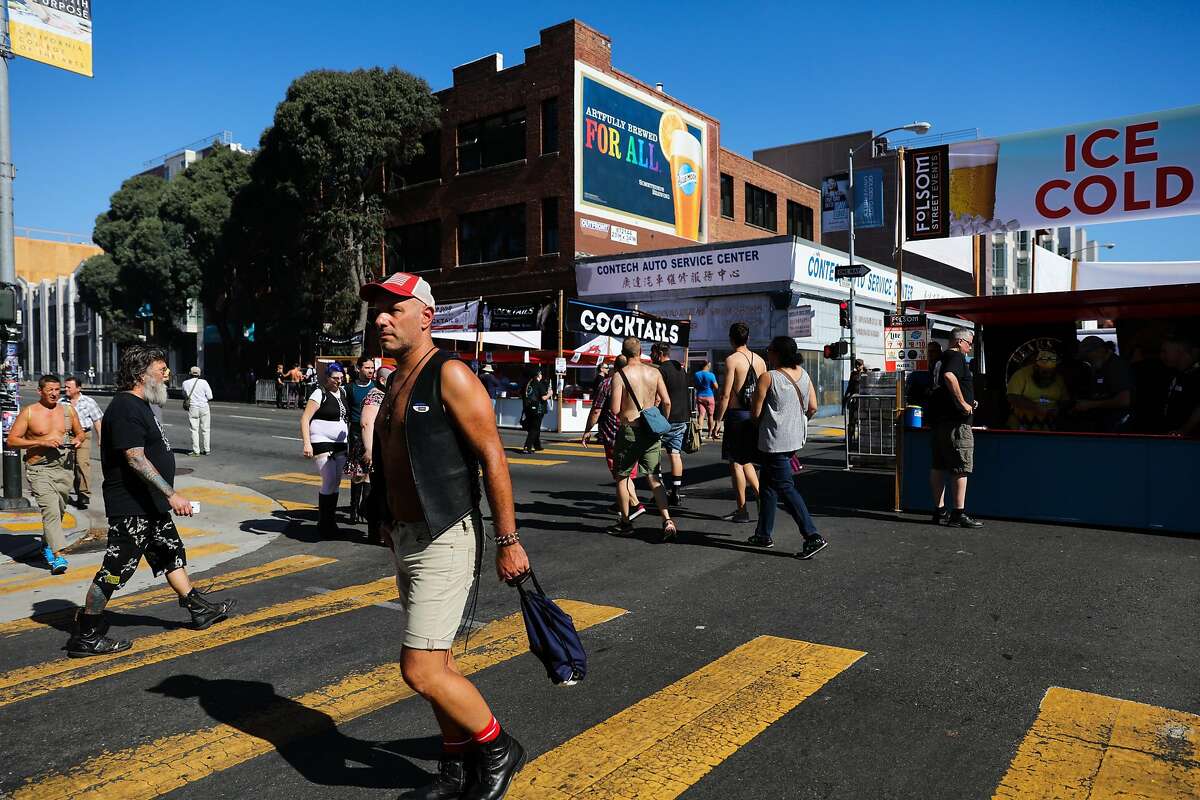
[63,375,104,509]
[182,366,214,456]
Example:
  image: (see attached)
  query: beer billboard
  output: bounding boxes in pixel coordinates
[906,104,1199,240]
[574,62,708,243]
[6,0,93,77]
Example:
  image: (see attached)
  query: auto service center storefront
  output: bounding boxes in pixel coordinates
[574,235,965,417]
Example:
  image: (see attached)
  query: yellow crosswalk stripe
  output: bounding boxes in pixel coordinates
[0,512,78,532]
[530,449,606,459]
[178,485,279,512]
[0,555,337,638]
[261,472,350,489]
[278,499,317,512]
[508,458,567,466]
[0,542,238,598]
[511,635,865,799]
[16,600,627,800]
[0,574,399,708]
[992,686,1200,799]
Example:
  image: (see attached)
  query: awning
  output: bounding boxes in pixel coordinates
[905,283,1200,326]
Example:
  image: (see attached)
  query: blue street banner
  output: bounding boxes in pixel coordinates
[821,168,884,233]
[575,62,708,243]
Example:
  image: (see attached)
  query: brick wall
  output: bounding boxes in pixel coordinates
[713,149,821,243]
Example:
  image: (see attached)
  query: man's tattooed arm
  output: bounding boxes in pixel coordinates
[125,447,174,498]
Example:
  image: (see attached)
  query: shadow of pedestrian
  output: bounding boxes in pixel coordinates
[148,674,432,790]
[0,532,49,568]
[24,598,194,636]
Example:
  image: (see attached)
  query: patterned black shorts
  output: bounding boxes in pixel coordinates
[93,514,187,592]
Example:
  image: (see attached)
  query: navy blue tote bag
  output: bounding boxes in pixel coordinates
[510,571,587,686]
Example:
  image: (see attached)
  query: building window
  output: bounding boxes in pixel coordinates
[786,200,813,240]
[991,235,1008,285]
[541,97,559,155]
[458,204,526,265]
[457,109,526,174]
[541,197,559,254]
[720,173,734,218]
[387,220,441,273]
[395,130,441,187]
[744,183,776,231]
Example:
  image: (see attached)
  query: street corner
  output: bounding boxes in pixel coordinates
[0,475,286,626]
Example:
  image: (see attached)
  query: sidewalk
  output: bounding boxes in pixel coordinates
[0,475,286,625]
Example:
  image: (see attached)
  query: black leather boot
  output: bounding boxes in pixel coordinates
[463,730,525,800]
[179,589,237,630]
[348,483,362,525]
[66,611,132,658]
[399,755,470,800]
[318,493,338,538]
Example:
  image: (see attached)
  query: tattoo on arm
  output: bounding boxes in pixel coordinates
[125,447,174,498]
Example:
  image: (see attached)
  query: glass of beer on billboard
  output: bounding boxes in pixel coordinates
[949,139,999,221]
[669,129,703,240]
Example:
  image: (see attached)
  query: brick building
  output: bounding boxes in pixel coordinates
[383,19,820,312]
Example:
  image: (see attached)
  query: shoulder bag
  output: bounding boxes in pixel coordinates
[183,379,200,411]
[778,368,812,473]
[617,369,671,436]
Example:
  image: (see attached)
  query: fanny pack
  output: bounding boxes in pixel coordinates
[617,369,671,436]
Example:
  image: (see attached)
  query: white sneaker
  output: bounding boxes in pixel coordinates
[628,504,647,520]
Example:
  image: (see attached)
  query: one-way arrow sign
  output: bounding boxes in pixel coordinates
[835,264,871,279]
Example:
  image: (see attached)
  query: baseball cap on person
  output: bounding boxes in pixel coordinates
[482,364,494,373]
[359,272,436,308]
[189,366,201,376]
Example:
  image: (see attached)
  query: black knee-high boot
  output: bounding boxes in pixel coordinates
[349,482,363,525]
[318,493,338,538]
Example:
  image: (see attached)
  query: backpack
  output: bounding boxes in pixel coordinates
[511,571,587,686]
[737,352,759,407]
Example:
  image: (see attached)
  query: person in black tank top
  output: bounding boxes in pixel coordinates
[713,322,764,524]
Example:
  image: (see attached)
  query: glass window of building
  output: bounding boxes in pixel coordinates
[786,200,813,240]
[720,173,734,218]
[745,183,777,231]
[387,220,441,273]
[458,204,526,265]
[542,197,559,254]
[394,130,441,187]
[541,98,558,155]
[457,109,527,174]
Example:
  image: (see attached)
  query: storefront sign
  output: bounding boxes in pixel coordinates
[565,299,690,346]
[577,239,796,296]
[486,303,544,332]
[433,300,481,332]
[905,105,1200,240]
[822,168,884,233]
[317,331,364,350]
[7,0,93,77]
[884,313,929,372]
[575,62,708,243]
[787,306,814,338]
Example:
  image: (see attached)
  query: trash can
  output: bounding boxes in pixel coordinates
[905,405,923,429]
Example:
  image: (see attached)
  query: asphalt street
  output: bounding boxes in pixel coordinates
[0,391,1197,798]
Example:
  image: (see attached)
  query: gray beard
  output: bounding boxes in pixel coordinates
[144,378,168,407]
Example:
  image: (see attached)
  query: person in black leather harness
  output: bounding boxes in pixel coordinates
[362,272,531,800]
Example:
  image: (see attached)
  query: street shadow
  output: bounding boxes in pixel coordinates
[148,674,432,790]
[0,532,46,567]
[23,597,193,637]
[240,510,372,545]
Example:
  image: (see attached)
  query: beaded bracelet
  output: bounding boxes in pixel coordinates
[494,532,521,547]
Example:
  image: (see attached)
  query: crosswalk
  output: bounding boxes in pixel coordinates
[2,552,1195,799]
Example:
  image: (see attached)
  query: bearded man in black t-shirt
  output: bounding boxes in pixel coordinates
[65,345,236,658]
[929,327,984,529]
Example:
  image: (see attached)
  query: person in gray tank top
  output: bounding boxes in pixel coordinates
[747,336,828,559]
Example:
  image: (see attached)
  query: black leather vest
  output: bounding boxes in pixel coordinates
[372,350,481,540]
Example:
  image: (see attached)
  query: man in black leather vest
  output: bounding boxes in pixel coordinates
[361,272,531,800]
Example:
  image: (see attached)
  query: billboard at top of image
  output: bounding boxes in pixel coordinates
[822,168,884,233]
[6,0,93,77]
[906,104,1200,240]
[575,62,707,243]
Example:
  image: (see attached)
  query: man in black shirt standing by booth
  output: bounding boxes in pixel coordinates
[65,344,236,657]
[929,327,983,529]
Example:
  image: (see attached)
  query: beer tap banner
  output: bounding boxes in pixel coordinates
[905,105,1200,240]
[574,62,708,243]
[565,299,690,347]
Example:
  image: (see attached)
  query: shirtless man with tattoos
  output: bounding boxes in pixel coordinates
[65,345,236,657]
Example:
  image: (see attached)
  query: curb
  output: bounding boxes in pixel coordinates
[0,502,94,565]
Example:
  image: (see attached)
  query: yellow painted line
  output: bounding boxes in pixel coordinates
[176,526,214,540]
[260,472,350,489]
[0,512,78,532]
[533,449,606,459]
[179,485,278,513]
[992,686,1200,799]
[17,600,627,800]
[0,555,337,638]
[0,574,399,708]
[511,635,865,799]
[508,458,568,466]
[0,543,237,598]
[278,499,316,512]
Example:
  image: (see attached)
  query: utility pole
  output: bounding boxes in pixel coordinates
[0,7,26,508]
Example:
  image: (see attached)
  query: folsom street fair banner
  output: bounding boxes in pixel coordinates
[6,0,93,77]
[905,105,1199,239]
[574,62,708,243]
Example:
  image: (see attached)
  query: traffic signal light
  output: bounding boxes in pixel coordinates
[838,301,850,328]
[823,341,849,359]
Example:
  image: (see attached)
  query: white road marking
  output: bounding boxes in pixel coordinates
[272,435,302,441]
[228,415,272,422]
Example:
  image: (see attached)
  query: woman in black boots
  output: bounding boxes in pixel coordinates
[300,362,349,538]
[521,368,550,453]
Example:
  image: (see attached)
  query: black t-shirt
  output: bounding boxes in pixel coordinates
[1164,363,1200,432]
[1080,354,1133,432]
[657,360,690,423]
[934,350,974,423]
[101,392,176,516]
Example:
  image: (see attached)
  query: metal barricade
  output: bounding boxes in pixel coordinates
[847,372,898,468]
[255,380,305,408]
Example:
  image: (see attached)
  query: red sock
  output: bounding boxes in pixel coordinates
[443,735,471,755]
[472,716,501,744]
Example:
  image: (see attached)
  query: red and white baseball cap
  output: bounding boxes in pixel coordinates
[359,272,436,308]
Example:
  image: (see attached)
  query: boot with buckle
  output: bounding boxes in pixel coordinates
[179,588,237,630]
[66,611,132,658]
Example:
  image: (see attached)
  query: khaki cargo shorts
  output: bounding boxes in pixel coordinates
[930,422,974,475]
[389,512,479,650]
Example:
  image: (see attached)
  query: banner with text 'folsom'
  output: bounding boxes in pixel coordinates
[905,105,1200,240]
[7,0,93,77]
[565,299,690,347]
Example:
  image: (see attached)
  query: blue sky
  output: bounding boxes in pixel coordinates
[10,1,1200,260]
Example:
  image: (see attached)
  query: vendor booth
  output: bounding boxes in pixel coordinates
[899,284,1200,534]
